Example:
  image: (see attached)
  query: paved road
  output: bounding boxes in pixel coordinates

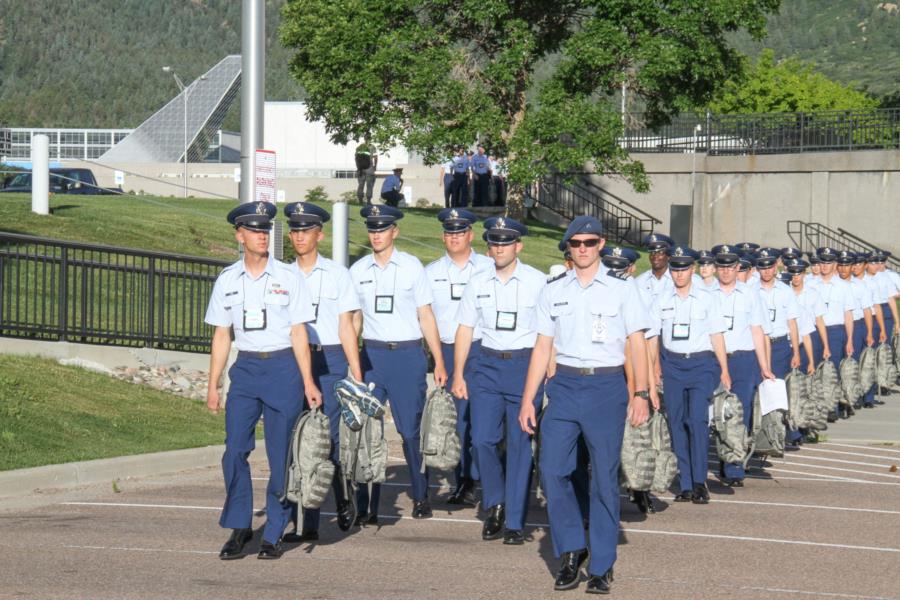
[2,410,899,599]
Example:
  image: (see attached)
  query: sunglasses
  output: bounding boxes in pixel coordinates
[567,239,600,248]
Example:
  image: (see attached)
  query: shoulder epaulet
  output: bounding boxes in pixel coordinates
[606,269,629,281]
[548,272,567,284]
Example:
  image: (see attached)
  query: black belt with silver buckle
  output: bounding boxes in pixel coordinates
[481,347,532,360]
[769,335,788,343]
[363,339,422,351]
[556,364,624,377]
[664,350,713,360]
[727,349,754,358]
[237,347,293,360]
[309,343,342,353]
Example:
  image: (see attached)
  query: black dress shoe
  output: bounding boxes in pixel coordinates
[553,549,588,591]
[874,399,886,405]
[502,529,524,545]
[673,490,693,502]
[257,539,283,560]
[691,483,710,504]
[447,478,477,507]
[632,490,652,514]
[366,513,379,526]
[482,504,505,540]
[353,512,368,528]
[585,568,613,594]
[864,403,875,408]
[336,500,354,531]
[827,410,838,423]
[219,528,253,560]
[412,500,432,519]
[724,477,744,488]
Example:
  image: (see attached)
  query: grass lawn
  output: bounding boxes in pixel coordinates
[0,354,229,471]
[0,192,651,274]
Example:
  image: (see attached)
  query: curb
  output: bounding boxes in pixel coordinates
[0,442,251,501]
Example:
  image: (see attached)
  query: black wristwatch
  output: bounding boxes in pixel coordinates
[634,390,650,400]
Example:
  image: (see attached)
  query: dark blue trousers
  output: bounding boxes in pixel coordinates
[723,351,760,480]
[880,303,895,345]
[441,340,481,485]
[770,336,793,380]
[300,346,349,531]
[221,351,303,544]
[357,344,429,516]
[809,329,824,365]
[470,351,542,530]
[661,351,719,492]
[825,325,847,410]
[541,370,627,577]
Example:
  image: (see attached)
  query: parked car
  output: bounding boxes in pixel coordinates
[0,168,122,195]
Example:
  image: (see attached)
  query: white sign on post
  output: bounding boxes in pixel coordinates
[254,149,276,204]
[233,167,241,183]
[114,170,125,186]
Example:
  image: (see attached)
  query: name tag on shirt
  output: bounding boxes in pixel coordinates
[375,295,394,314]
[451,283,465,300]
[244,308,267,331]
[672,323,690,340]
[496,311,517,331]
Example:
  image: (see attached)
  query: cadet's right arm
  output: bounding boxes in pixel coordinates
[206,326,232,414]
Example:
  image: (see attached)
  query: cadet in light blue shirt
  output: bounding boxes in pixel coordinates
[424,208,493,506]
[349,204,446,522]
[754,248,802,379]
[470,144,492,207]
[635,233,674,304]
[205,201,321,560]
[649,246,730,504]
[452,216,546,545]
[283,201,362,540]
[379,167,404,207]
[449,146,470,207]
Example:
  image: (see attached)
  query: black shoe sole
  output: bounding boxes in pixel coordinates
[219,552,246,561]
[482,529,503,541]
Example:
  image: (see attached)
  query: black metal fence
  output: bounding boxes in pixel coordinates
[623,108,900,155]
[0,233,230,353]
[786,221,900,272]
[532,176,660,247]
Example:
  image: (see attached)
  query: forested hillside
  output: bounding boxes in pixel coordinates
[0,0,897,129]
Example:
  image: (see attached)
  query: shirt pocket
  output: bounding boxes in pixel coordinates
[222,288,244,312]
[592,304,623,343]
[690,302,708,323]
[518,295,537,330]
[476,294,497,329]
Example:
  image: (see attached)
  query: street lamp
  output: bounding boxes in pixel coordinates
[162,66,206,198]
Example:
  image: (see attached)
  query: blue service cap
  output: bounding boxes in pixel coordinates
[561,216,603,246]
[836,249,856,265]
[871,249,890,263]
[783,258,810,274]
[778,271,793,285]
[697,250,715,265]
[738,253,753,271]
[600,246,639,270]
[437,207,478,233]
[753,247,781,268]
[482,216,528,245]
[642,233,673,251]
[283,202,330,230]
[781,247,803,260]
[817,246,838,262]
[807,251,822,265]
[736,242,760,254]
[711,244,740,266]
[227,201,277,232]
[666,246,699,270]
[360,204,404,232]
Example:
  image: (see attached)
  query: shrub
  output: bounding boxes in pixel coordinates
[305,185,329,203]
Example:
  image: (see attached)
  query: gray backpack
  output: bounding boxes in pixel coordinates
[816,359,843,412]
[839,357,862,406]
[420,387,461,472]
[805,366,830,430]
[876,343,898,389]
[785,369,813,430]
[649,409,678,493]
[283,408,335,509]
[892,334,900,370]
[858,347,877,392]
[340,411,388,485]
[751,389,785,458]
[620,417,655,492]
[712,387,749,466]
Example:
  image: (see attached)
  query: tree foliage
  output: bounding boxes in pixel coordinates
[281,0,781,195]
[708,49,878,114]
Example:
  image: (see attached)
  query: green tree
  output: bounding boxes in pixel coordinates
[709,49,878,114]
[281,0,780,212]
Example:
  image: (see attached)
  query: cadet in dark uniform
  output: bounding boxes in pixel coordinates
[470,144,491,207]
[350,205,448,522]
[519,216,651,594]
[205,201,322,560]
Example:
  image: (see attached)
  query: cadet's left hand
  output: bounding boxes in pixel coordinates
[720,370,732,391]
[433,363,448,388]
[867,334,875,347]
[845,341,854,358]
[627,395,650,427]
[879,331,887,344]
[806,363,815,376]
[761,367,776,380]
[306,383,323,408]
[518,401,537,435]
[790,352,801,369]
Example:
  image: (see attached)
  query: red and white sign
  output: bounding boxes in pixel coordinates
[254,149,276,204]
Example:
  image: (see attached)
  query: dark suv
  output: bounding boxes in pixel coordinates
[1,168,121,195]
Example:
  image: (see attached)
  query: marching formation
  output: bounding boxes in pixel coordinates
[204,201,900,594]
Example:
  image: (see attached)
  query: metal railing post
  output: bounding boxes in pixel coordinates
[147,257,156,348]
[59,246,68,341]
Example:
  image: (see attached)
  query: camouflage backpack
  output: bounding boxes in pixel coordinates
[892,334,900,370]
[816,360,843,412]
[876,343,898,389]
[786,369,816,430]
[751,388,785,459]
[839,357,862,406]
[805,365,830,430]
[711,387,749,466]
[620,416,655,492]
[858,347,878,393]
[340,411,388,485]
[649,409,678,493]
[419,387,461,472]
[283,408,335,509]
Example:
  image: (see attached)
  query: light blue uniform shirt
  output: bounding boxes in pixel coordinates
[381,174,402,195]
[205,258,315,352]
[451,155,469,174]
[289,255,360,346]
[471,153,491,175]
[635,269,672,304]
[815,276,855,326]
[714,282,768,352]
[873,271,900,301]
[456,259,546,351]
[861,274,887,305]
[794,286,826,337]
[845,276,873,320]
[425,251,494,343]
[535,269,650,368]
[350,250,433,342]
[757,280,800,338]
[650,284,727,354]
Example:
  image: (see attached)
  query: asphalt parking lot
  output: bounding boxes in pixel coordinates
[2,436,899,600]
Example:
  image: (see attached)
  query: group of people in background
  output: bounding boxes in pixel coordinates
[204,200,899,595]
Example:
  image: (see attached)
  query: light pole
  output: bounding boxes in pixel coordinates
[162,66,205,198]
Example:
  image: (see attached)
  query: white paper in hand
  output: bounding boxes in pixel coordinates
[758,378,788,415]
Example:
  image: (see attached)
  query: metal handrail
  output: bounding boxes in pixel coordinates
[786,220,900,271]
[577,178,662,224]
